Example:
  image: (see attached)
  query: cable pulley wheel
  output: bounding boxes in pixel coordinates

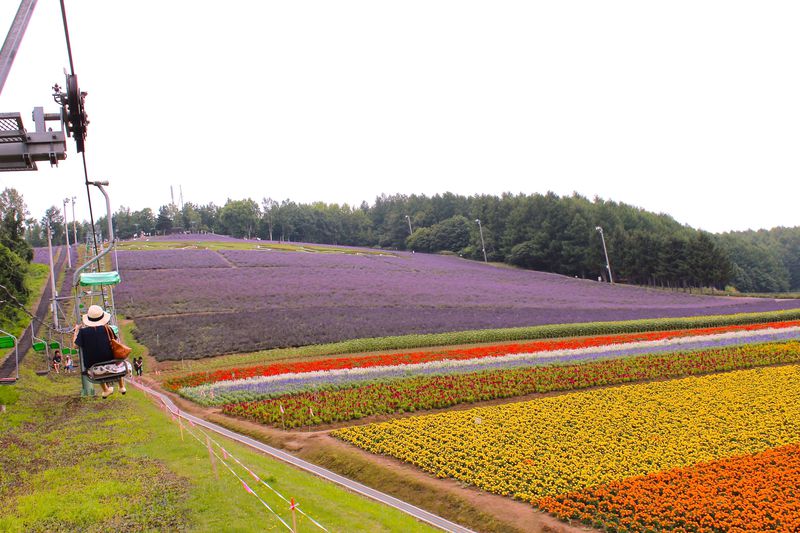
[65,74,88,153]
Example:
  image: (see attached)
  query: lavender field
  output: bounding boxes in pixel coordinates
[106,243,800,360]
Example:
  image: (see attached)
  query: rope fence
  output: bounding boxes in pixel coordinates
[154,395,328,532]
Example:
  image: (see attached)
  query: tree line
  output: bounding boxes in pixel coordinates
[22,190,800,293]
[0,188,34,327]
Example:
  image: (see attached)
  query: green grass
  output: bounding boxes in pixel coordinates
[157,308,800,377]
[0,263,50,372]
[0,263,49,338]
[117,239,394,256]
[666,286,800,299]
[0,362,438,532]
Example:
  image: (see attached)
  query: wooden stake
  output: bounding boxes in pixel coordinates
[206,435,219,479]
[178,417,184,441]
[291,498,298,533]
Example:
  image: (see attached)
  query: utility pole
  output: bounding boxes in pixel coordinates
[595,226,613,283]
[404,215,413,235]
[475,219,487,263]
[62,198,71,268]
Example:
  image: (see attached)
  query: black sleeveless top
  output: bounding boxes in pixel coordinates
[75,326,115,370]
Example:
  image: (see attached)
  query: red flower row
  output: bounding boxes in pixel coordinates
[165,319,800,391]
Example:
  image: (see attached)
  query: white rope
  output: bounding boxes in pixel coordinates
[202,430,329,532]
[176,414,293,531]
[162,400,329,532]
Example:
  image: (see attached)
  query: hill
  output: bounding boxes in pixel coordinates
[108,240,800,360]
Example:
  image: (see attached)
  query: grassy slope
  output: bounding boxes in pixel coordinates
[0,365,437,532]
[0,263,49,338]
[1,260,435,532]
[117,240,393,255]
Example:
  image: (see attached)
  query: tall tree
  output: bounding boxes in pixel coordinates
[219,199,260,239]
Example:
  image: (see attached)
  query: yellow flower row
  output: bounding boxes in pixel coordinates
[333,364,800,501]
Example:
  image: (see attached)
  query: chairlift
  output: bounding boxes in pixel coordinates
[72,182,127,395]
[31,326,51,376]
[0,329,19,384]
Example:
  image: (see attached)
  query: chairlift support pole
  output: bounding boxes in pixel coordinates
[0,0,37,95]
[46,223,59,329]
[62,197,71,268]
[1,1,76,172]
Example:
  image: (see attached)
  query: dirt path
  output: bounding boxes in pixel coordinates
[213,249,238,268]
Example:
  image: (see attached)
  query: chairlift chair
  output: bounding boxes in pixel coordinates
[0,329,19,384]
[71,182,128,395]
[76,273,126,385]
[31,328,51,376]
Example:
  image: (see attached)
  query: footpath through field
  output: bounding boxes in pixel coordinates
[129,379,476,533]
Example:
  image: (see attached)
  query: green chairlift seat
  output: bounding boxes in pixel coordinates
[33,341,47,352]
[0,331,19,384]
[79,271,121,286]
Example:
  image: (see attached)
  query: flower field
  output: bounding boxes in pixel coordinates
[218,340,800,427]
[333,364,800,530]
[166,319,800,392]
[108,242,800,360]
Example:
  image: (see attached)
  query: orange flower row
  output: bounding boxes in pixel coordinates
[539,443,800,532]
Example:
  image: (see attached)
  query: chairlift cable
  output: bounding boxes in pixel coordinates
[57,0,100,262]
[58,0,75,76]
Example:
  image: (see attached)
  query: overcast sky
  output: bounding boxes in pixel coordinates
[1,1,798,233]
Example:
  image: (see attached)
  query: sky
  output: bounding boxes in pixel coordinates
[1,1,798,233]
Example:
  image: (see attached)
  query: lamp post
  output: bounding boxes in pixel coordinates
[475,219,487,263]
[404,214,413,235]
[595,226,613,283]
[62,198,71,268]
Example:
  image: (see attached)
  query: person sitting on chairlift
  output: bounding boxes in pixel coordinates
[73,305,126,398]
[52,350,62,374]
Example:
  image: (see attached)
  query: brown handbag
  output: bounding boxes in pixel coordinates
[105,325,132,360]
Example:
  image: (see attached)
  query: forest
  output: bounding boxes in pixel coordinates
[22,190,800,293]
[0,188,34,327]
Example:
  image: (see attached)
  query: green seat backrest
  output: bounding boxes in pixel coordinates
[0,336,14,349]
[33,342,46,352]
[49,342,61,350]
[79,271,121,286]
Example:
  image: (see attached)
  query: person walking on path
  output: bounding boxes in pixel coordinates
[133,357,143,377]
[73,305,126,398]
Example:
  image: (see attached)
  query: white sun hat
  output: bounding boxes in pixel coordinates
[82,304,111,327]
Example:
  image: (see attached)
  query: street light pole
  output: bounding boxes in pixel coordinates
[595,226,613,283]
[62,198,71,268]
[475,219,487,263]
[404,215,413,235]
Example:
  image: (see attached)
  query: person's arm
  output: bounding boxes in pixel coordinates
[72,325,81,346]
